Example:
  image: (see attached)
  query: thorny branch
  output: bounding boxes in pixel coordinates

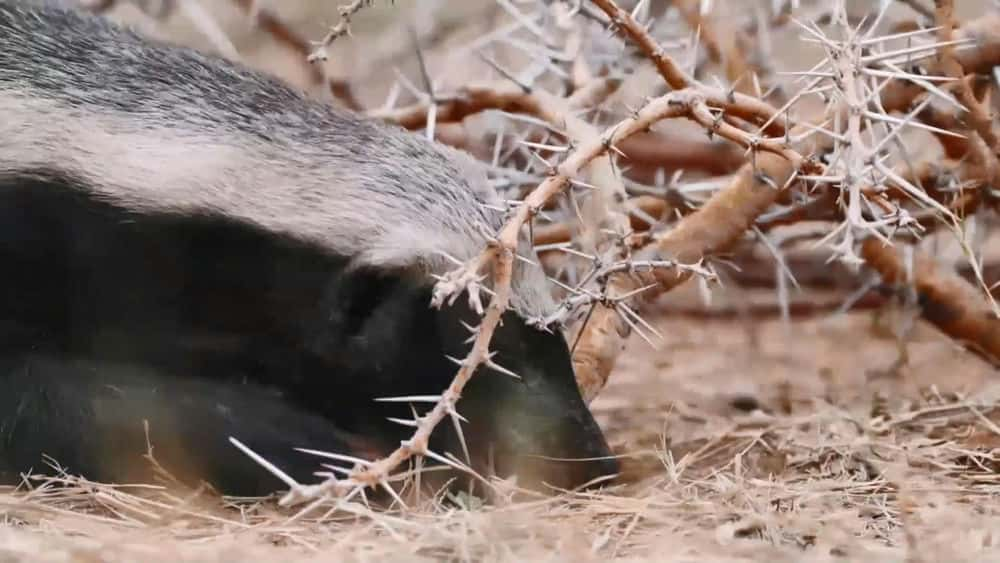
[933,0,1000,184]
[227,0,363,109]
[267,0,815,504]
[589,0,787,133]
[305,0,376,63]
[82,0,363,108]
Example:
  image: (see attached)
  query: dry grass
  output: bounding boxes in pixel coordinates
[6,0,1000,560]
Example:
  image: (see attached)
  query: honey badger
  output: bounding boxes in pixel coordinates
[0,0,618,496]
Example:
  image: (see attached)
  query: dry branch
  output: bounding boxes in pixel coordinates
[860,237,1000,367]
[557,1,1000,402]
[304,0,372,63]
[618,131,745,177]
[572,152,796,402]
[933,0,1000,184]
[367,77,625,129]
[589,0,785,134]
[227,0,362,109]
[395,0,817,406]
[372,84,745,179]
[669,0,753,94]
[643,153,796,292]
[881,13,1000,115]
[528,0,817,402]
[533,195,673,247]
[369,82,549,128]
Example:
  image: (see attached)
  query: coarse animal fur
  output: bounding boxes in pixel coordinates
[0,0,552,318]
[0,0,618,497]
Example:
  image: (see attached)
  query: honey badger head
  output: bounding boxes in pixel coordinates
[0,0,619,497]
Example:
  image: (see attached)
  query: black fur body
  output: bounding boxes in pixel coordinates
[0,1,618,496]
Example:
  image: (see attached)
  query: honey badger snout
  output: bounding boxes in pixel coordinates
[433,305,619,493]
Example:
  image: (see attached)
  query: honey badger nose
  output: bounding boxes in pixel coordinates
[450,308,620,493]
[506,419,620,492]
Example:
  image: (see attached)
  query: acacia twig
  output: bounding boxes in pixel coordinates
[228,0,363,109]
[306,0,373,63]
[669,0,753,94]
[589,0,786,134]
[933,0,1000,184]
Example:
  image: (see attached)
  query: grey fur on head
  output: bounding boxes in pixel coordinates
[0,0,555,319]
